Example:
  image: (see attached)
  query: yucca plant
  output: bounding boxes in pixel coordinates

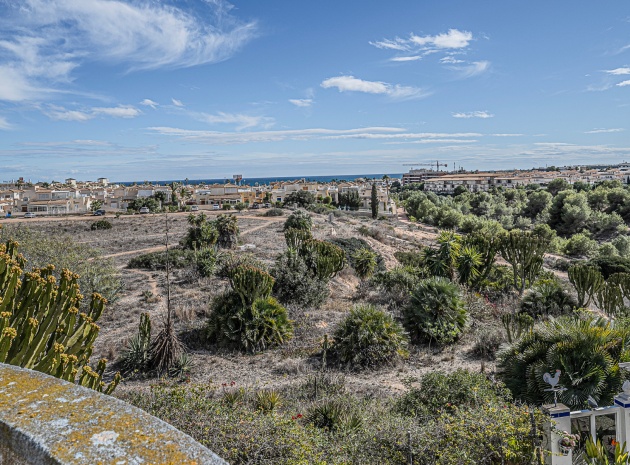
[215,214,239,249]
[403,277,468,344]
[255,389,283,413]
[120,312,152,374]
[305,398,363,433]
[497,314,630,409]
[330,305,409,369]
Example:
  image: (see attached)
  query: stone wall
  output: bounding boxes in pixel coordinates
[0,363,227,464]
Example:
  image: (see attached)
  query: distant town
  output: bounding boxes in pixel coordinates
[2,161,630,217]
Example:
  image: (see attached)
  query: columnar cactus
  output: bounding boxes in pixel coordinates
[568,265,604,308]
[500,231,549,295]
[301,239,345,281]
[501,313,534,343]
[228,264,275,307]
[284,228,312,252]
[0,239,119,393]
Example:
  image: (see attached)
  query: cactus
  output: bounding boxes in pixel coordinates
[228,264,275,308]
[500,231,549,296]
[594,282,624,316]
[501,313,534,343]
[284,228,312,251]
[568,265,604,308]
[0,238,119,393]
[301,239,345,281]
[610,272,630,301]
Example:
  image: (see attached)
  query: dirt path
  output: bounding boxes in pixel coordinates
[101,216,284,259]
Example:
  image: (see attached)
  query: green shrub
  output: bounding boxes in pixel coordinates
[263,207,284,217]
[181,213,218,250]
[331,237,385,272]
[396,369,512,419]
[194,248,217,278]
[403,277,468,344]
[305,398,363,433]
[471,326,505,360]
[563,232,599,258]
[128,248,194,270]
[371,266,423,306]
[283,209,312,231]
[587,255,630,278]
[394,250,424,267]
[91,219,112,230]
[330,305,409,369]
[351,248,378,280]
[519,279,578,318]
[271,251,329,309]
[207,292,293,353]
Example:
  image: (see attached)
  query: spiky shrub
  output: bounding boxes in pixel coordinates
[215,214,239,249]
[305,398,363,433]
[207,293,293,353]
[403,277,468,344]
[0,239,119,393]
[497,314,630,409]
[569,264,604,308]
[519,279,578,318]
[301,239,345,281]
[283,209,312,231]
[120,312,151,374]
[255,389,283,414]
[271,251,330,309]
[330,305,408,369]
[352,248,378,280]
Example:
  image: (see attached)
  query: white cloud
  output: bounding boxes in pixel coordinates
[147,126,485,145]
[320,75,429,100]
[43,104,141,121]
[140,99,158,108]
[453,111,494,119]
[0,0,257,101]
[172,98,185,107]
[410,29,473,49]
[585,128,625,134]
[453,61,491,78]
[289,99,313,108]
[440,56,465,64]
[371,29,473,52]
[617,80,630,87]
[198,112,275,130]
[0,116,12,130]
[605,67,630,75]
[390,56,421,62]
[92,105,141,118]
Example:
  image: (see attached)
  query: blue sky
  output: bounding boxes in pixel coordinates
[1,1,630,182]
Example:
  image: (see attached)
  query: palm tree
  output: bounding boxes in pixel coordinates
[497,315,630,409]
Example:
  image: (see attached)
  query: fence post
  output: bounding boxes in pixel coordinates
[614,391,630,446]
[542,403,572,465]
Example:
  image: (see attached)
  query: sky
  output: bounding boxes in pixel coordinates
[1,1,630,182]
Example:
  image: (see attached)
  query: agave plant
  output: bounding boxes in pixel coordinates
[497,314,630,409]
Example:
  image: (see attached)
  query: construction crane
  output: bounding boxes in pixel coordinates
[403,161,449,172]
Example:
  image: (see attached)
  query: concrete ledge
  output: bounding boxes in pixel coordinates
[0,363,227,464]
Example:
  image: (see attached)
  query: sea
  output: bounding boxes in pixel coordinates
[116,173,403,186]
